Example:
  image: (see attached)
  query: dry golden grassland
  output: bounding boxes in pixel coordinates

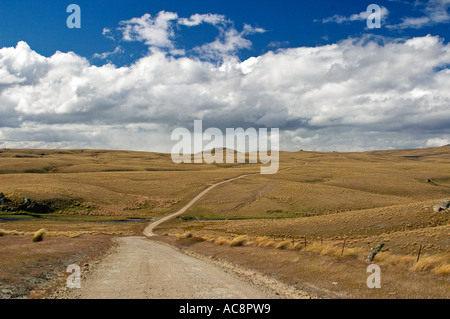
[0,149,260,218]
[1,146,449,298]
[0,148,263,298]
[161,234,448,299]
[155,146,449,298]
[0,234,114,299]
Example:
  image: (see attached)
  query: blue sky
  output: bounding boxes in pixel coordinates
[1,0,448,65]
[0,0,449,152]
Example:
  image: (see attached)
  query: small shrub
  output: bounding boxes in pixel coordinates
[0,229,5,237]
[32,228,47,242]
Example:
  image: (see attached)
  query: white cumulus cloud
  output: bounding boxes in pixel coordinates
[0,27,449,152]
[178,13,228,27]
[320,6,389,24]
[119,11,179,49]
[388,0,450,29]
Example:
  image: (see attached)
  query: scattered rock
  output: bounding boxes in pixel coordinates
[0,192,8,205]
[433,205,444,212]
[422,206,429,210]
[442,200,450,209]
[366,242,385,263]
[20,197,51,214]
[82,263,90,273]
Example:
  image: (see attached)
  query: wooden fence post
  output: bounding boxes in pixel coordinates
[417,244,422,263]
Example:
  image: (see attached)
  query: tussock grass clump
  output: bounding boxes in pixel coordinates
[372,251,389,262]
[32,228,47,242]
[275,240,292,250]
[376,253,416,268]
[254,237,271,247]
[174,232,192,239]
[304,242,325,254]
[244,240,255,246]
[434,263,450,275]
[181,232,193,239]
[374,252,433,270]
[412,254,450,274]
[201,235,216,242]
[319,245,342,257]
[262,240,276,248]
[303,242,364,258]
[343,247,365,258]
[214,237,230,246]
[229,235,249,247]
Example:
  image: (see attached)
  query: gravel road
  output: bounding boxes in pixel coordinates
[63,169,307,299]
[143,172,259,237]
[64,236,280,299]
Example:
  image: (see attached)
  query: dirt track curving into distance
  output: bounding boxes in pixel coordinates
[143,172,262,237]
[62,169,308,299]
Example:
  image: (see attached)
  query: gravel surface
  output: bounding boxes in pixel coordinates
[62,236,285,299]
[62,170,308,299]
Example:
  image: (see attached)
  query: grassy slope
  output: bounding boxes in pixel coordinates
[1,146,449,241]
[0,146,449,298]
[0,148,260,218]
